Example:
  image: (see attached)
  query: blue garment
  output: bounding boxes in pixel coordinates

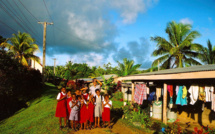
[148,92,155,104]
[176,86,187,106]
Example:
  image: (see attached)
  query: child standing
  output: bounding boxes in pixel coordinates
[82,88,89,101]
[102,94,112,128]
[86,95,95,129]
[69,94,80,131]
[94,89,104,128]
[79,95,87,130]
[55,87,67,129]
[67,91,72,117]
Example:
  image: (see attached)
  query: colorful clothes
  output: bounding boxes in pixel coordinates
[176,86,187,106]
[188,86,199,105]
[87,102,94,122]
[102,107,110,121]
[55,93,67,117]
[167,85,173,97]
[176,86,179,95]
[66,97,72,118]
[199,87,206,102]
[182,86,187,99]
[134,84,147,105]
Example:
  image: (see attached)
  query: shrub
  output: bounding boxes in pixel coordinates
[0,50,42,120]
[112,91,123,101]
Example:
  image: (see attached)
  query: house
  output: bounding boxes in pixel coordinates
[28,59,42,73]
[118,64,215,128]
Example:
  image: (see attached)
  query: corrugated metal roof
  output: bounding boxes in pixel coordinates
[78,74,117,82]
[132,64,215,76]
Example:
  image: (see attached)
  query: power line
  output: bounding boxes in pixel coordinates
[18,0,43,32]
[42,0,53,22]
[0,20,16,33]
[0,1,28,32]
[54,26,92,43]
[4,0,39,39]
[18,0,39,22]
[12,0,41,35]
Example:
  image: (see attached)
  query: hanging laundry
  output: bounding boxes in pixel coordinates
[134,84,147,105]
[156,88,161,101]
[148,92,156,104]
[199,87,206,102]
[176,86,187,106]
[211,87,215,112]
[176,85,179,95]
[147,87,150,95]
[167,85,173,97]
[188,86,199,105]
[205,86,212,102]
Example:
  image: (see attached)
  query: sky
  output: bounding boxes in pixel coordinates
[0,0,215,69]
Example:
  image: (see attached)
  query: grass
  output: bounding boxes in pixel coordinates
[0,83,70,134]
[111,99,123,109]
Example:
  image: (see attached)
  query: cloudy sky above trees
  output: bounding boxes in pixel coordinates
[0,0,215,68]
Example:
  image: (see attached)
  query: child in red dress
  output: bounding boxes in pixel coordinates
[79,95,87,130]
[102,94,112,128]
[86,94,95,129]
[55,88,67,129]
[66,91,72,119]
[82,88,89,101]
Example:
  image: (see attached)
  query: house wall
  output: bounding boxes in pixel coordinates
[30,59,42,73]
[177,102,215,128]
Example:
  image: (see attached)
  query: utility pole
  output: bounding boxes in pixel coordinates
[38,21,53,83]
[53,58,56,75]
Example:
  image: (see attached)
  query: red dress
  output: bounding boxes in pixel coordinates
[55,93,67,117]
[67,97,72,117]
[102,107,110,121]
[83,93,88,101]
[79,100,87,123]
[87,102,94,122]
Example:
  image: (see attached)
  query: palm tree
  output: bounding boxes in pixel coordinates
[198,40,215,64]
[5,31,40,66]
[151,21,202,69]
[117,58,141,76]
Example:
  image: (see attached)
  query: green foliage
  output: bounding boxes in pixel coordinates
[117,58,141,76]
[198,40,215,64]
[112,91,123,101]
[101,74,115,91]
[0,50,42,120]
[151,21,202,69]
[4,31,40,66]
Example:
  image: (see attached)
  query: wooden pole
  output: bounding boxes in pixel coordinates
[163,83,167,124]
[131,81,135,103]
[53,58,56,75]
[38,21,53,83]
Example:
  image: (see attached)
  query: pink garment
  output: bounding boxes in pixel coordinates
[134,84,147,105]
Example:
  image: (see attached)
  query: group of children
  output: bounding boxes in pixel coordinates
[55,87,112,131]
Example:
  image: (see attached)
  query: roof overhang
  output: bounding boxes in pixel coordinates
[118,70,215,81]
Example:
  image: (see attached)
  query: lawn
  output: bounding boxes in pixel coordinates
[0,83,70,134]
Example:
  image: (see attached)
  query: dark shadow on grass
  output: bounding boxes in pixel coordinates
[0,83,58,122]
[110,108,124,127]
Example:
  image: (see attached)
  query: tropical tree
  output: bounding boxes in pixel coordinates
[198,40,215,64]
[117,58,141,76]
[151,21,202,69]
[0,35,7,50]
[5,31,40,66]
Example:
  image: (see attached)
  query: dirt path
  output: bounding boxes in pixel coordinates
[68,120,146,134]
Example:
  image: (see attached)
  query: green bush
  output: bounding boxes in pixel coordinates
[0,50,42,120]
[112,91,123,101]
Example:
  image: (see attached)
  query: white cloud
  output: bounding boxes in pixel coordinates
[111,0,159,24]
[180,18,193,25]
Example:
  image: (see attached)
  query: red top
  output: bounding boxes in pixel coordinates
[55,93,67,117]
[83,93,88,101]
[67,97,72,114]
